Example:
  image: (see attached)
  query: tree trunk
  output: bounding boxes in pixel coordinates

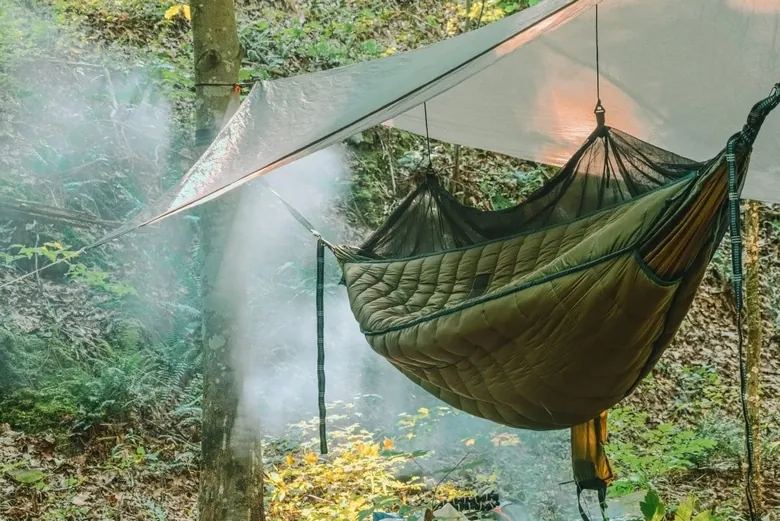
[744,199,764,516]
[192,2,265,521]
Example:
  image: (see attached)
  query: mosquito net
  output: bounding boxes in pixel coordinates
[353,120,703,260]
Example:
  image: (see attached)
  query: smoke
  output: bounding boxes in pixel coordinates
[223,145,424,439]
[0,1,203,340]
[1,2,576,514]
[219,146,577,515]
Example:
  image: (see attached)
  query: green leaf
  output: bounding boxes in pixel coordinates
[7,469,47,484]
[359,39,382,56]
[691,511,715,521]
[674,497,696,521]
[238,69,257,81]
[640,490,665,521]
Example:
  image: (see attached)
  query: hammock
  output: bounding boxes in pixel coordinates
[296,84,780,514]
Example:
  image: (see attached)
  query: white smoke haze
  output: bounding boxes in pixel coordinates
[0,2,204,336]
[3,3,580,514]
[219,143,577,513]
[225,145,425,438]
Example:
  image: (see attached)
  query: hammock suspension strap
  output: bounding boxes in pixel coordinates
[726,82,780,521]
[255,176,332,454]
[316,238,328,454]
[728,135,758,521]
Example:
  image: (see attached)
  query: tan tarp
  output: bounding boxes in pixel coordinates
[388,0,780,204]
[97,0,780,244]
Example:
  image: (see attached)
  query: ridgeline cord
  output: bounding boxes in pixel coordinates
[423,101,433,169]
[594,4,605,126]
[595,5,601,106]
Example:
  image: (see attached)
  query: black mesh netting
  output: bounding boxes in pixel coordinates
[353,125,704,260]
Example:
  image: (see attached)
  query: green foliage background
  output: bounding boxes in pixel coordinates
[0,1,779,520]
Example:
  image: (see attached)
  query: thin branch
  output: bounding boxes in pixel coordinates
[0,196,119,228]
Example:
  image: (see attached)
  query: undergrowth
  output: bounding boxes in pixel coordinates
[0,320,201,437]
[1,0,779,520]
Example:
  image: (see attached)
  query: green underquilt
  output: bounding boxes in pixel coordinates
[341,176,705,430]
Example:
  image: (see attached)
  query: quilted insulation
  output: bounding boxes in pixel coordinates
[342,178,700,430]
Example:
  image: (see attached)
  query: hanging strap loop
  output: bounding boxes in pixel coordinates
[576,485,609,521]
[316,238,328,455]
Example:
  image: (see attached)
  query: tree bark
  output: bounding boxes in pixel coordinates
[192,2,265,521]
[744,199,764,515]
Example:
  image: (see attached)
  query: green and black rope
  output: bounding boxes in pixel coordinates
[316,238,328,454]
[726,82,780,521]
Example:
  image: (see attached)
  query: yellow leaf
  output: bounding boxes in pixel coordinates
[303,452,318,465]
[465,438,476,447]
[406,432,415,440]
[417,407,429,415]
[382,438,394,450]
[181,4,191,20]
[354,442,379,457]
[163,4,181,19]
[285,454,294,466]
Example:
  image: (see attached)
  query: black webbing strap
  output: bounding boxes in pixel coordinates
[316,238,328,454]
[726,82,780,521]
[576,484,608,521]
[255,177,330,454]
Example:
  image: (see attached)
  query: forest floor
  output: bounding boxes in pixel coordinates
[2,257,779,521]
[1,0,780,520]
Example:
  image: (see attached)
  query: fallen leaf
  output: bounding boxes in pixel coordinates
[163,4,181,19]
[72,492,90,506]
[6,468,46,484]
